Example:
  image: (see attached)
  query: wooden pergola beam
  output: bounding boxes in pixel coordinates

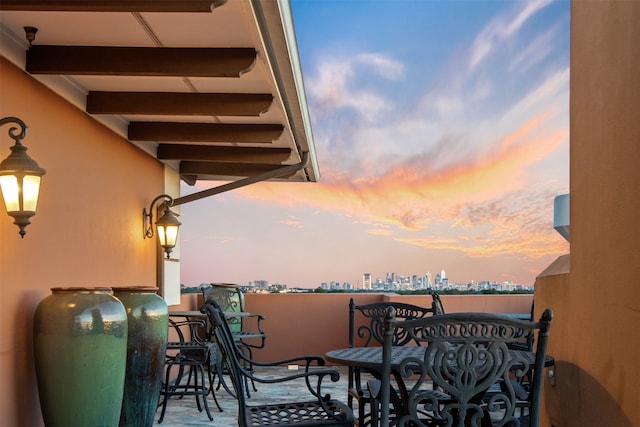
[130,122,284,142]
[27,46,256,77]
[89,93,273,116]
[157,144,291,163]
[180,161,297,178]
[0,1,227,12]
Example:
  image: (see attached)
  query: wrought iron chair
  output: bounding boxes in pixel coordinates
[378,308,553,427]
[202,283,266,395]
[507,301,535,352]
[348,297,441,426]
[430,292,445,315]
[201,300,355,427]
[202,283,266,354]
[157,315,221,423]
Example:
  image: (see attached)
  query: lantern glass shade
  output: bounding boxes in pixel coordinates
[157,223,179,248]
[22,175,41,211]
[0,175,19,212]
[0,174,41,213]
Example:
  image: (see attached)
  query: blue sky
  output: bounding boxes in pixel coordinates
[179,0,570,289]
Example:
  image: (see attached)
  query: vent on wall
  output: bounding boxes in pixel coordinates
[554,194,570,242]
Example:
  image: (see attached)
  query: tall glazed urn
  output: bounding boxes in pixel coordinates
[112,287,169,427]
[33,287,128,427]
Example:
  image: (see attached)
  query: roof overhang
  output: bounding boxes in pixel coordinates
[0,0,319,184]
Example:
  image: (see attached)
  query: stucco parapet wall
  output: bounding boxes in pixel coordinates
[537,254,570,278]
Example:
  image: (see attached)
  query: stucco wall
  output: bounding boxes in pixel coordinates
[241,293,533,363]
[535,1,640,426]
[0,58,165,426]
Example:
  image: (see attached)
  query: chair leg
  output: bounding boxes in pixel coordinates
[215,356,237,397]
[368,396,378,427]
[207,361,223,412]
[157,362,175,423]
[158,362,215,422]
[191,365,204,412]
[194,364,214,421]
[239,344,258,395]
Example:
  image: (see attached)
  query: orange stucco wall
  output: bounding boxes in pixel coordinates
[0,58,165,426]
[227,293,532,363]
[534,2,640,426]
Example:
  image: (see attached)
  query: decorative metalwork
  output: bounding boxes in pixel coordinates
[380,310,553,427]
[350,298,441,347]
[348,298,442,427]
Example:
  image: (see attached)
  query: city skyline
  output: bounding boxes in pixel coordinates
[179,0,571,289]
[240,268,533,291]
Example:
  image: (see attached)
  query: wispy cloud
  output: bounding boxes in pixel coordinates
[468,0,553,71]
[368,228,393,236]
[306,53,404,122]
[281,216,304,229]
[509,26,556,73]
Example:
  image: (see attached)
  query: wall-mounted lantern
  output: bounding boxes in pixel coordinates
[0,116,46,238]
[143,194,181,259]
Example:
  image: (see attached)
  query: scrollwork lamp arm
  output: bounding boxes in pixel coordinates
[142,194,174,239]
[0,117,28,144]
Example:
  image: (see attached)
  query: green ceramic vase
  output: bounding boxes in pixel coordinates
[112,287,168,427]
[33,287,128,427]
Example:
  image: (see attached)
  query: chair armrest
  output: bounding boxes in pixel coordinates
[243,314,266,334]
[235,314,267,349]
[242,363,343,399]
[236,351,326,370]
[168,318,208,343]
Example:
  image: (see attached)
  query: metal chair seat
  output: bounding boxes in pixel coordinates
[245,400,354,426]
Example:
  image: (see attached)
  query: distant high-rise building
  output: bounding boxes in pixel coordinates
[363,273,372,290]
[411,275,418,288]
[254,280,268,290]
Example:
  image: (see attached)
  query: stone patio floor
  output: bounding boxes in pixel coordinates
[153,365,352,426]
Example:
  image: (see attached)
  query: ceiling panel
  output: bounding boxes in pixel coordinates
[0,0,318,184]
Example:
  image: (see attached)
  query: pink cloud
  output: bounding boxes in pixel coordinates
[197,112,568,264]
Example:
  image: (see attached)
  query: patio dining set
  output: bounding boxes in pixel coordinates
[159,286,553,427]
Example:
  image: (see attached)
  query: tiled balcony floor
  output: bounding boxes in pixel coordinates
[153,365,352,426]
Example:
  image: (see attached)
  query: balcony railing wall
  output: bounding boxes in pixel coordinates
[178,292,534,362]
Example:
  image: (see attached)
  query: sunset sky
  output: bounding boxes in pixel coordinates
[179,0,571,289]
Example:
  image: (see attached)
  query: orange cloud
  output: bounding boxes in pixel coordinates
[281,217,304,229]
[192,112,568,263]
[236,113,567,230]
[367,228,393,236]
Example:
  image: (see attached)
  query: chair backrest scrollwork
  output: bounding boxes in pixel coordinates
[349,298,441,348]
[202,283,244,332]
[380,308,553,427]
